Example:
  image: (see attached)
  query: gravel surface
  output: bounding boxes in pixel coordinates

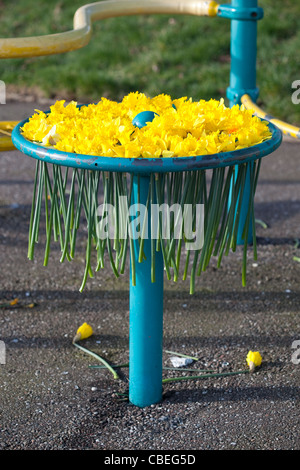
[0,101,299,451]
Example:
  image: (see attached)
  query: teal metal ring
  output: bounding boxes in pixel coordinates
[217,4,264,21]
[11,113,282,174]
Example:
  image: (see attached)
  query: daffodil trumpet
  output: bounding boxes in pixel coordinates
[72,321,93,343]
[246,350,262,372]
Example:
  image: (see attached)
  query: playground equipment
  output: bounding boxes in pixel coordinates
[0,0,294,407]
[0,0,299,147]
[12,101,282,407]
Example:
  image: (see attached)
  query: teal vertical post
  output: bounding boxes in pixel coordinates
[129,174,164,407]
[227,0,261,245]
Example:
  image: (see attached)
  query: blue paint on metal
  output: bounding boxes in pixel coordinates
[132,110,158,129]
[129,175,164,407]
[217,3,263,21]
[227,0,260,106]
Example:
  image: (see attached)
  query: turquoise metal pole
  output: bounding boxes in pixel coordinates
[226,0,262,245]
[129,174,164,407]
[227,0,260,105]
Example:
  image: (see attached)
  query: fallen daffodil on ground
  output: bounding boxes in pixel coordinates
[72,322,119,380]
[161,350,262,383]
[72,322,93,343]
[246,350,262,372]
[75,342,263,397]
[0,298,35,309]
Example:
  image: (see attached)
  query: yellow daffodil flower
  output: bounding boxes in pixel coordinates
[21,92,271,158]
[41,124,60,146]
[73,322,93,343]
[246,350,262,372]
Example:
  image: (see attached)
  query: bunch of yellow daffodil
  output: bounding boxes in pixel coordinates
[21,92,271,158]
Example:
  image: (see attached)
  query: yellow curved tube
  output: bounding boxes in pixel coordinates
[241,94,300,140]
[0,121,19,151]
[0,0,219,59]
[0,137,16,151]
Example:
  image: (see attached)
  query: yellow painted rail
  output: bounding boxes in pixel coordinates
[0,121,20,151]
[241,94,300,140]
[0,0,219,59]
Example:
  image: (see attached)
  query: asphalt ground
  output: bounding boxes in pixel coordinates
[0,99,299,452]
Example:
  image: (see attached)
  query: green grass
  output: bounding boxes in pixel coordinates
[0,0,300,125]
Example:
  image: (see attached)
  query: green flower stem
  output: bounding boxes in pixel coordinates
[255,219,268,229]
[175,237,182,280]
[104,173,120,279]
[166,171,189,265]
[230,164,247,253]
[43,166,59,266]
[28,160,40,255]
[241,164,255,287]
[26,154,261,292]
[252,160,262,262]
[164,350,199,361]
[43,162,49,237]
[89,362,129,369]
[212,167,233,257]
[70,169,85,259]
[43,163,57,241]
[155,174,171,280]
[73,342,119,380]
[128,176,136,286]
[138,176,151,263]
[119,174,130,275]
[56,166,68,226]
[60,169,77,263]
[251,165,258,262]
[79,171,94,293]
[56,166,72,262]
[150,173,156,283]
[28,161,44,259]
[162,369,249,384]
[202,167,225,270]
[89,364,214,374]
[196,168,223,277]
[225,165,246,254]
[182,250,190,281]
[163,367,214,373]
[113,173,119,255]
